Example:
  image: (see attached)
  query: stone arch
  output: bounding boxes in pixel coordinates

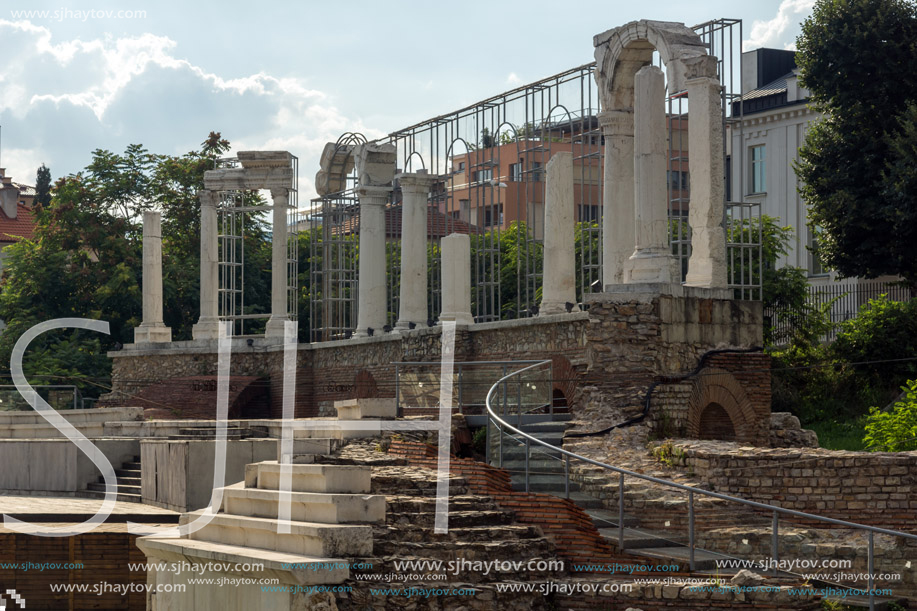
[593,20,717,109]
[353,369,378,399]
[551,355,577,413]
[686,367,759,444]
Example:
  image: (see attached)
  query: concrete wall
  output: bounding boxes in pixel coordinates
[0,438,139,493]
[0,406,143,439]
[141,439,277,512]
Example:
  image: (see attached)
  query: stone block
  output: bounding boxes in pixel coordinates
[334,398,397,420]
[246,462,372,494]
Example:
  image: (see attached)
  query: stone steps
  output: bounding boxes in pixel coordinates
[135,537,351,585]
[244,461,371,494]
[81,455,143,503]
[372,537,555,560]
[219,483,385,524]
[182,510,374,557]
[378,523,543,543]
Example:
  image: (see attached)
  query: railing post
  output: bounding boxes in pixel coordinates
[524,437,530,493]
[517,376,523,427]
[485,416,491,465]
[771,511,779,576]
[564,453,570,499]
[868,531,875,611]
[498,426,503,468]
[394,364,400,415]
[618,473,625,549]
[688,490,695,571]
[502,365,508,418]
[457,366,464,414]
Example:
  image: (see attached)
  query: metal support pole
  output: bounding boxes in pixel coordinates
[524,437,530,493]
[498,426,503,468]
[772,511,779,576]
[395,364,400,415]
[618,473,625,549]
[688,490,695,571]
[517,377,523,426]
[564,453,570,499]
[458,367,464,414]
[868,531,875,611]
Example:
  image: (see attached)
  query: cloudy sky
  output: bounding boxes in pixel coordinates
[0,0,814,198]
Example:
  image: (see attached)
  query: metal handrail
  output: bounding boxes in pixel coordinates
[485,361,916,610]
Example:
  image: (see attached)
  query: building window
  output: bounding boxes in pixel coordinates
[809,231,827,276]
[750,145,766,193]
[532,161,542,182]
[509,162,522,182]
[667,170,689,191]
[471,168,493,184]
[484,204,503,227]
[458,162,465,171]
[580,205,600,222]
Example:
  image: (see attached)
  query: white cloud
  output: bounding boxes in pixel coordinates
[0,19,370,198]
[506,72,522,85]
[744,0,815,50]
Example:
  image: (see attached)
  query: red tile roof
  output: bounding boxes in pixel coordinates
[0,204,36,243]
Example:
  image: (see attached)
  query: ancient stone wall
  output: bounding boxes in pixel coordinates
[674,440,917,531]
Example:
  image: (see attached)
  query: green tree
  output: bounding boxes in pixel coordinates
[863,379,917,451]
[0,134,265,399]
[796,0,917,292]
[34,164,52,207]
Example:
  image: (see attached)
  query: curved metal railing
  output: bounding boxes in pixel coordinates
[485,361,917,610]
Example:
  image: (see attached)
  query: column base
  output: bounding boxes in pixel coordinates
[539,300,581,316]
[439,312,474,326]
[191,317,223,340]
[264,316,293,339]
[134,323,172,344]
[623,249,680,285]
[392,319,422,334]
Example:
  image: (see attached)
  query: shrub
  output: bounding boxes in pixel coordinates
[863,379,917,451]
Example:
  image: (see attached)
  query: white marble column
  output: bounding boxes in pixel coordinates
[352,186,390,338]
[265,188,291,338]
[439,233,473,325]
[540,152,579,315]
[192,190,222,340]
[599,109,635,288]
[623,65,679,285]
[134,210,172,343]
[685,76,727,289]
[395,171,436,331]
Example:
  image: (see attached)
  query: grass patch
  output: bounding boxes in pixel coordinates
[805,416,868,451]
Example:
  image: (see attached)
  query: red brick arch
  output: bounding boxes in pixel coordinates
[551,356,577,410]
[353,369,378,399]
[686,368,759,444]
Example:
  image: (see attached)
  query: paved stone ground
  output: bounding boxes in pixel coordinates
[0,494,179,525]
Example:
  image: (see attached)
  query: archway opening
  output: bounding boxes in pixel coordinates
[698,402,736,441]
[552,388,569,413]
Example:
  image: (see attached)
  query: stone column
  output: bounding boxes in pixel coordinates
[134,211,172,343]
[394,171,436,332]
[439,233,473,325]
[685,76,727,289]
[192,190,222,340]
[623,65,679,285]
[352,186,390,338]
[599,109,635,288]
[540,152,579,315]
[265,188,291,338]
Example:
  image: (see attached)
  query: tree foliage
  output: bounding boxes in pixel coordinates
[0,133,258,398]
[34,164,52,207]
[864,378,917,451]
[796,0,917,291]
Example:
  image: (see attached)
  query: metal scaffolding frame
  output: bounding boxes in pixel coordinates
[216,155,299,336]
[306,17,761,341]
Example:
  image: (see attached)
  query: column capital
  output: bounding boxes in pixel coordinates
[396,171,438,194]
[270,187,289,199]
[598,109,634,136]
[199,189,218,208]
[356,185,392,202]
[685,76,722,92]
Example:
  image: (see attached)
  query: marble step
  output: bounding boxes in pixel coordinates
[181,510,373,557]
[219,483,385,524]
[244,461,371,494]
[135,536,351,585]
